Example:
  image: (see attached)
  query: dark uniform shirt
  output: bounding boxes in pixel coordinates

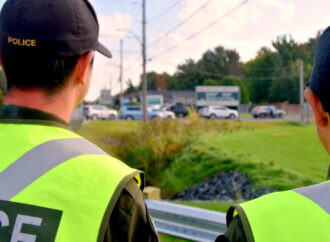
[0,105,159,242]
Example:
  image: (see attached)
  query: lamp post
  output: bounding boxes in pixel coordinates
[116,27,148,121]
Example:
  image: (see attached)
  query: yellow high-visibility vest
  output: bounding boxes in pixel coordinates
[0,123,143,241]
[227,182,330,242]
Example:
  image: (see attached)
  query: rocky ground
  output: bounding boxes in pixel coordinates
[176,171,276,201]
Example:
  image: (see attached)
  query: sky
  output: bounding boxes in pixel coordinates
[0,0,329,101]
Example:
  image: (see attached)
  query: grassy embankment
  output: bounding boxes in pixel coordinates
[78,120,329,198]
[77,119,329,242]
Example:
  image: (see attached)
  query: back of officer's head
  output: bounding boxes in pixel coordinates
[309,26,330,113]
[0,0,111,94]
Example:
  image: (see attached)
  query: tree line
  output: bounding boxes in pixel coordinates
[125,32,321,104]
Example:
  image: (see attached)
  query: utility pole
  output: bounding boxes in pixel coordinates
[142,0,147,121]
[119,39,123,107]
[299,60,304,123]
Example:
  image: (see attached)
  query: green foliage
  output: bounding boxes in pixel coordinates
[78,119,246,187]
[78,121,328,200]
[124,79,137,95]
[128,31,322,105]
[245,34,320,103]
[203,78,220,86]
[135,46,243,92]
[138,71,176,91]
[174,46,243,90]
[159,234,191,242]
[244,48,283,103]
[161,124,327,198]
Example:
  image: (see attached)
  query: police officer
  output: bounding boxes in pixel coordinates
[216,27,330,242]
[0,0,158,241]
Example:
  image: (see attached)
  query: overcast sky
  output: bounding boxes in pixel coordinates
[1,0,329,101]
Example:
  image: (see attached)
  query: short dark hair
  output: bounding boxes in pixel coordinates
[2,53,80,94]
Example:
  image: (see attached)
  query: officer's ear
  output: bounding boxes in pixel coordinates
[73,51,94,85]
[304,88,329,127]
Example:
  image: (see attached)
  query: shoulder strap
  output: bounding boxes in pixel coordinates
[0,138,106,200]
[226,205,255,242]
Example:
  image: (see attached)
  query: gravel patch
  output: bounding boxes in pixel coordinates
[176,171,276,201]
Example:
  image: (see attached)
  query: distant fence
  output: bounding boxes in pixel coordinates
[240,103,312,115]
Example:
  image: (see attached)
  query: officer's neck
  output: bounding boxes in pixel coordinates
[4,86,78,123]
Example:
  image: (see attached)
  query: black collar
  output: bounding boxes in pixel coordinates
[0,105,69,129]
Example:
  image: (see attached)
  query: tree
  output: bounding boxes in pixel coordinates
[244,48,283,103]
[202,78,221,86]
[218,76,249,104]
[172,46,243,90]
[124,79,137,95]
[138,71,173,91]
[174,59,205,90]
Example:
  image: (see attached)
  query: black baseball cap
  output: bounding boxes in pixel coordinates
[0,0,112,58]
[308,26,330,112]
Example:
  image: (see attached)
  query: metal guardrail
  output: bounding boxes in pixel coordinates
[145,200,227,242]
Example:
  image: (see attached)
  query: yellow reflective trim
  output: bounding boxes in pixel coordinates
[134,174,142,188]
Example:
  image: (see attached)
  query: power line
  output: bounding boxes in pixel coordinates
[244,74,299,81]
[100,0,138,5]
[147,0,183,22]
[148,0,215,48]
[186,69,299,80]
[124,56,141,71]
[126,65,141,79]
[150,0,250,60]
[111,50,140,54]
[244,65,297,71]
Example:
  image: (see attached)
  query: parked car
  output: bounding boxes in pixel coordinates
[198,105,238,119]
[150,107,176,119]
[83,105,118,120]
[119,106,166,120]
[251,105,286,118]
[168,103,189,117]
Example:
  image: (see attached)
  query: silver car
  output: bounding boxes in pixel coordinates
[119,106,160,120]
[83,105,118,120]
[199,105,238,119]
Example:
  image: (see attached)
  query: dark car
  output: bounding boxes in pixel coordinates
[169,103,189,117]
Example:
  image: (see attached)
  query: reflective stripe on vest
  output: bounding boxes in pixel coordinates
[294,182,330,214]
[229,181,330,242]
[0,123,141,242]
[0,138,106,200]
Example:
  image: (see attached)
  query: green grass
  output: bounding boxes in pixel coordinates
[161,122,329,197]
[205,126,328,182]
[159,234,191,242]
[77,120,329,196]
[77,120,329,242]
